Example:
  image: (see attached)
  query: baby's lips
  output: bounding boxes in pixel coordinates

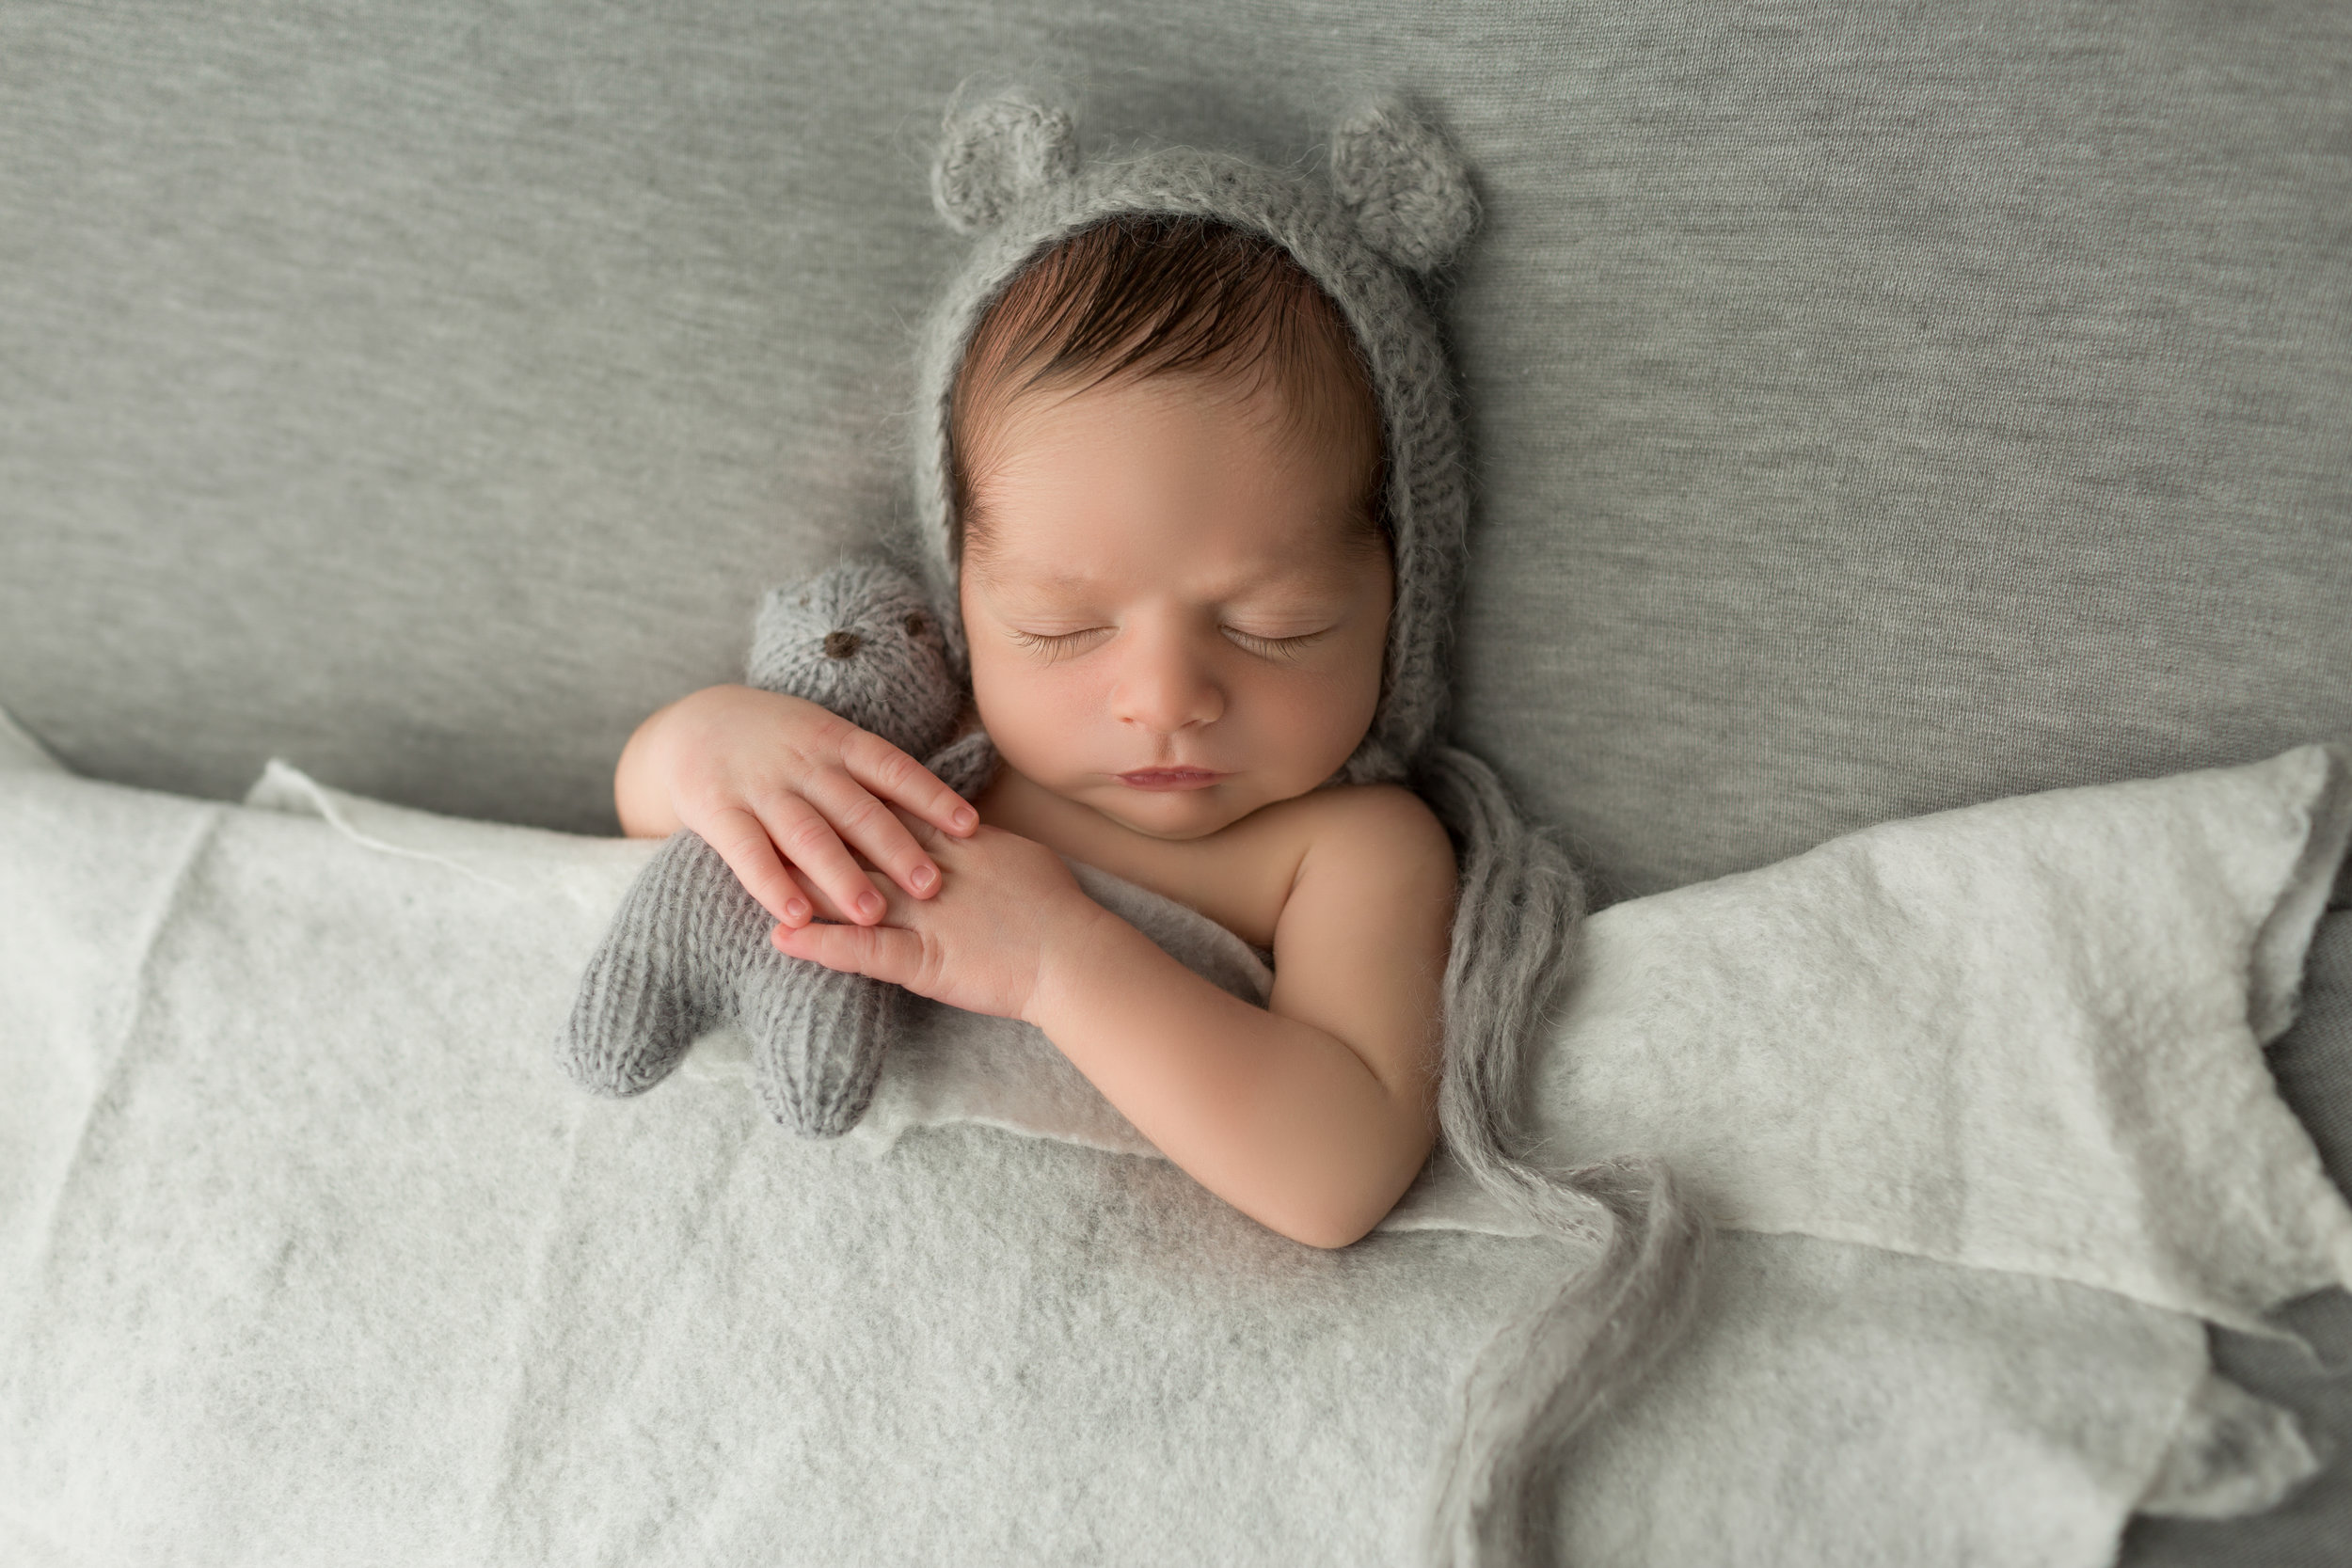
[1116,766,1229,789]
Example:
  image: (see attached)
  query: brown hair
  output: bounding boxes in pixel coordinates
[948,214,1386,562]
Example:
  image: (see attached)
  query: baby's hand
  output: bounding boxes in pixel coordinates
[613,684,977,928]
[770,814,1104,1024]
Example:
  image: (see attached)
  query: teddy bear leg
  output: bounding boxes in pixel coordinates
[556,832,752,1097]
[737,951,898,1137]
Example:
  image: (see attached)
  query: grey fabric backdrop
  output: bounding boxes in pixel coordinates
[3,1,2344,903]
[3,2,2348,1560]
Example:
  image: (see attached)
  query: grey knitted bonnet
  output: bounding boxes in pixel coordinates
[913,95,1475,786]
[908,97,1706,1568]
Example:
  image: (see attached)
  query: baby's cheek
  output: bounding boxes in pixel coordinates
[1280,669,1379,770]
[973,666,1091,771]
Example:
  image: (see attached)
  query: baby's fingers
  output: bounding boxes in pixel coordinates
[841,727,979,840]
[755,793,890,925]
[802,768,954,905]
[772,918,930,992]
[697,806,814,927]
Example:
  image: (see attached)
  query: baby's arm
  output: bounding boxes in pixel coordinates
[773,786,1454,1248]
[614,685,977,928]
[1036,788,1453,1248]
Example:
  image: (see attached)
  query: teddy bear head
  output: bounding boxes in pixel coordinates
[747,561,963,761]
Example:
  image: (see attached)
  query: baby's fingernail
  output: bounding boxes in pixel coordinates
[911,863,935,892]
[785,899,809,925]
[952,806,977,831]
[857,892,882,920]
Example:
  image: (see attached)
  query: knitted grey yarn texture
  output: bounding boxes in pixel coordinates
[557,561,984,1136]
[918,97,1707,1568]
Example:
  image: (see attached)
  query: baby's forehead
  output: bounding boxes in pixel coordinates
[973,539,1367,597]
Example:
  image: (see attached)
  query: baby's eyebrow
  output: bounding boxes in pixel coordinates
[989,562,1099,593]
[977,558,1358,602]
[965,568,1098,612]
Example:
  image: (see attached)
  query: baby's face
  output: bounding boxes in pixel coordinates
[961,373,1391,841]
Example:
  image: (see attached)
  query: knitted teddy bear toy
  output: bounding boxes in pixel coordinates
[554,559,996,1135]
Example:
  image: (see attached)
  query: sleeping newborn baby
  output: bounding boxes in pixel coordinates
[616,213,1454,1251]
[607,104,1701,1542]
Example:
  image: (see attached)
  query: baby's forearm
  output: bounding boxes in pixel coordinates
[613,696,691,838]
[1030,910,1434,1250]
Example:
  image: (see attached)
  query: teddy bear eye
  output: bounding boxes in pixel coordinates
[904,611,930,637]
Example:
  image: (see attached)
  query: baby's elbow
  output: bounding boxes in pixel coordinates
[1280,1121,1435,1250]
[1295,1216,1376,1252]
[1279,1188,1393,1251]
[1278,1218,1363,1252]
[1258,1085,1437,1250]
[1237,1179,1370,1250]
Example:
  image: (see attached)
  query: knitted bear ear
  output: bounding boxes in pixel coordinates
[930,95,1080,234]
[1327,103,1479,273]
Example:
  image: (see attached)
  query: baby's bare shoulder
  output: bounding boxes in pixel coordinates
[1280,783,1453,867]
[1251,784,1457,932]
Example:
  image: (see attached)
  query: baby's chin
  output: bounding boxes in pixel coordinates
[1072,778,1275,842]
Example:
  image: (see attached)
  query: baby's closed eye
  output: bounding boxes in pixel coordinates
[1222,626,1330,659]
[1004,624,1333,661]
[1007,626,1110,661]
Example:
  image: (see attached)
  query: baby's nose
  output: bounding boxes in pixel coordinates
[1114,636,1224,733]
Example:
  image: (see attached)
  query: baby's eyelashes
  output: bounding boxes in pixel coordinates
[1004,624,1333,662]
[1007,626,1110,661]
[1223,626,1331,659]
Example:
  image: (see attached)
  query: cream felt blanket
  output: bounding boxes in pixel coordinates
[1,707,2346,1565]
